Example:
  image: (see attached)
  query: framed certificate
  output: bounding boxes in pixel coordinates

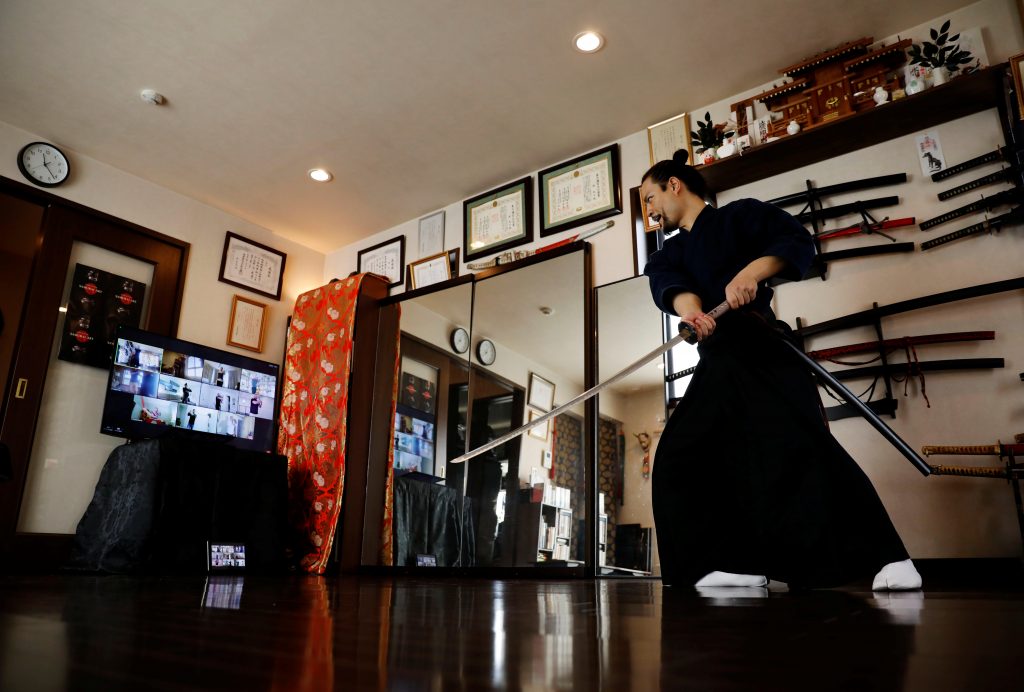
[463,177,533,262]
[527,408,549,442]
[527,372,555,413]
[647,112,692,165]
[226,294,268,352]
[409,250,452,289]
[418,211,446,258]
[538,144,622,237]
[218,232,287,300]
[357,235,406,288]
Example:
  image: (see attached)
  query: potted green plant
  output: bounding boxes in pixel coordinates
[690,112,735,163]
[907,20,974,87]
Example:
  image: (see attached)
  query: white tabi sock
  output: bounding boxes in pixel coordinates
[872,559,923,591]
[694,571,768,587]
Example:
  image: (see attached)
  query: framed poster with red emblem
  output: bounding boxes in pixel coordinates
[58,263,146,369]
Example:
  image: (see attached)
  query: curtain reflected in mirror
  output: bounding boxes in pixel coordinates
[467,250,587,568]
[389,281,474,567]
[595,276,698,577]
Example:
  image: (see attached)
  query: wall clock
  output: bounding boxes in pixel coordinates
[17,141,70,188]
[476,338,496,366]
[450,327,470,354]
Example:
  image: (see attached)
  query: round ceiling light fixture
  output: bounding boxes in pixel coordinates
[308,168,333,182]
[573,31,604,53]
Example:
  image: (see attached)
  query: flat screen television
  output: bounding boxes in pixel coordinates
[100,326,280,452]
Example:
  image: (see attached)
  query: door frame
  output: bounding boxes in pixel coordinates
[0,175,190,567]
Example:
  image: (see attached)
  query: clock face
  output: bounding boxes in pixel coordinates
[18,142,70,187]
[450,327,469,354]
[476,339,496,366]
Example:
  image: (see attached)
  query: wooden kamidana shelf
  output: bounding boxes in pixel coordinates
[700,65,1007,194]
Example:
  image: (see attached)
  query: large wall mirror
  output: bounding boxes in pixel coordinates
[371,245,591,571]
[594,275,699,578]
[467,248,589,570]
[374,277,475,567]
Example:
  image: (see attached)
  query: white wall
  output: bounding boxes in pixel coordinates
[1,119,326,533]
[325,0,1024,558]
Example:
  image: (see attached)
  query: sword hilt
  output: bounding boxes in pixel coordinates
[677,300,731,343]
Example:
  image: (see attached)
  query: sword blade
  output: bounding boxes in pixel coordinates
[449,300,730,465]
[776,337,932,476]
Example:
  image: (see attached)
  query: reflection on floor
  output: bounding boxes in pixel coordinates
[0,575,1021,691]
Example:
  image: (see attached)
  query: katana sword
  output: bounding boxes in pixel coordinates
[448,300,731,465]
[919,188,1021,230]
[774,335,933,476]
[931,145,1021,182]
[937,167,1018,200]
[767,173,908,208]
[921,207,1024,250]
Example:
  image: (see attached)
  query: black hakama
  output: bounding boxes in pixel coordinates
[645,199,909,588]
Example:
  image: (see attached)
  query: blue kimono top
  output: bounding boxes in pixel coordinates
[644,199,815,317]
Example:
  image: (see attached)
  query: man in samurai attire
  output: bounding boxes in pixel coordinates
[641,149,920,591]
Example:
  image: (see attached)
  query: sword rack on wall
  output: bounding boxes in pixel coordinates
[766,173,915,282]
[792,277,1024,421]
[922,435,1024,551]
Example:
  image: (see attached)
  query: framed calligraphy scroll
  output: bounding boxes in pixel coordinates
[357,235,406,288]
[647,112,692,166]
[226,294,268,352]
[463,176,533,262]
[538,144,622,237]
[218,231,287,300]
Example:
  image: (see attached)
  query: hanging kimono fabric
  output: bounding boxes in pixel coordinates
[278,275,396,573]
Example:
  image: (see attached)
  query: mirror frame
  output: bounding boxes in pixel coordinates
[360,243,594,577]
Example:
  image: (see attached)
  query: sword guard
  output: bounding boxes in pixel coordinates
[676,321,699,344]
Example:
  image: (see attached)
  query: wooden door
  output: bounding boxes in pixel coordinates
[0,178,189,565]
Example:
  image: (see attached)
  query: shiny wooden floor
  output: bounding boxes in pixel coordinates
[0,574,1021,691]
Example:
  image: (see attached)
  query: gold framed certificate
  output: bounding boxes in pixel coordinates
[538,144,622,237]
[226,294,268,352]
[647,112,692,165]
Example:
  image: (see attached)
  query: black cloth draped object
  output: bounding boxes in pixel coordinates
[393,475,475,567]
[67,432,289,574]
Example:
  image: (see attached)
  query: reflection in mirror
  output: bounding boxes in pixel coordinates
[595,276,698,577]
[389,280,474,567]
[467,249,587,568]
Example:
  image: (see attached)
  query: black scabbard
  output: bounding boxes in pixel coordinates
[773,333,932,476]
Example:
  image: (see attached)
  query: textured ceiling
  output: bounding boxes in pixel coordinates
[0,0,970,253]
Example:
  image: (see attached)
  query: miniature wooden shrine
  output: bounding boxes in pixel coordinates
[756,37,912,137]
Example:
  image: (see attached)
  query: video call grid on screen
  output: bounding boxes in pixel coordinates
[102,327,279,451]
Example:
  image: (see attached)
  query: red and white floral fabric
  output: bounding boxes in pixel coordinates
[278,276,395,573]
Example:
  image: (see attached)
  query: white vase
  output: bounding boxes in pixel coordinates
[872,86,889,105]
[931,66,950,86]
[786,120,801,136]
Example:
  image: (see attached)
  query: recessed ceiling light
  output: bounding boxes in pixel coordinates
[573,31,604,53]
[308,168,333,182]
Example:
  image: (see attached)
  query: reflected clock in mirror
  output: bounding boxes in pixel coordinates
[476,338,496,365]
[450,327,469,354]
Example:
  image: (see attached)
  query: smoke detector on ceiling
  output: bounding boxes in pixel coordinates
[139,89,165,105]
